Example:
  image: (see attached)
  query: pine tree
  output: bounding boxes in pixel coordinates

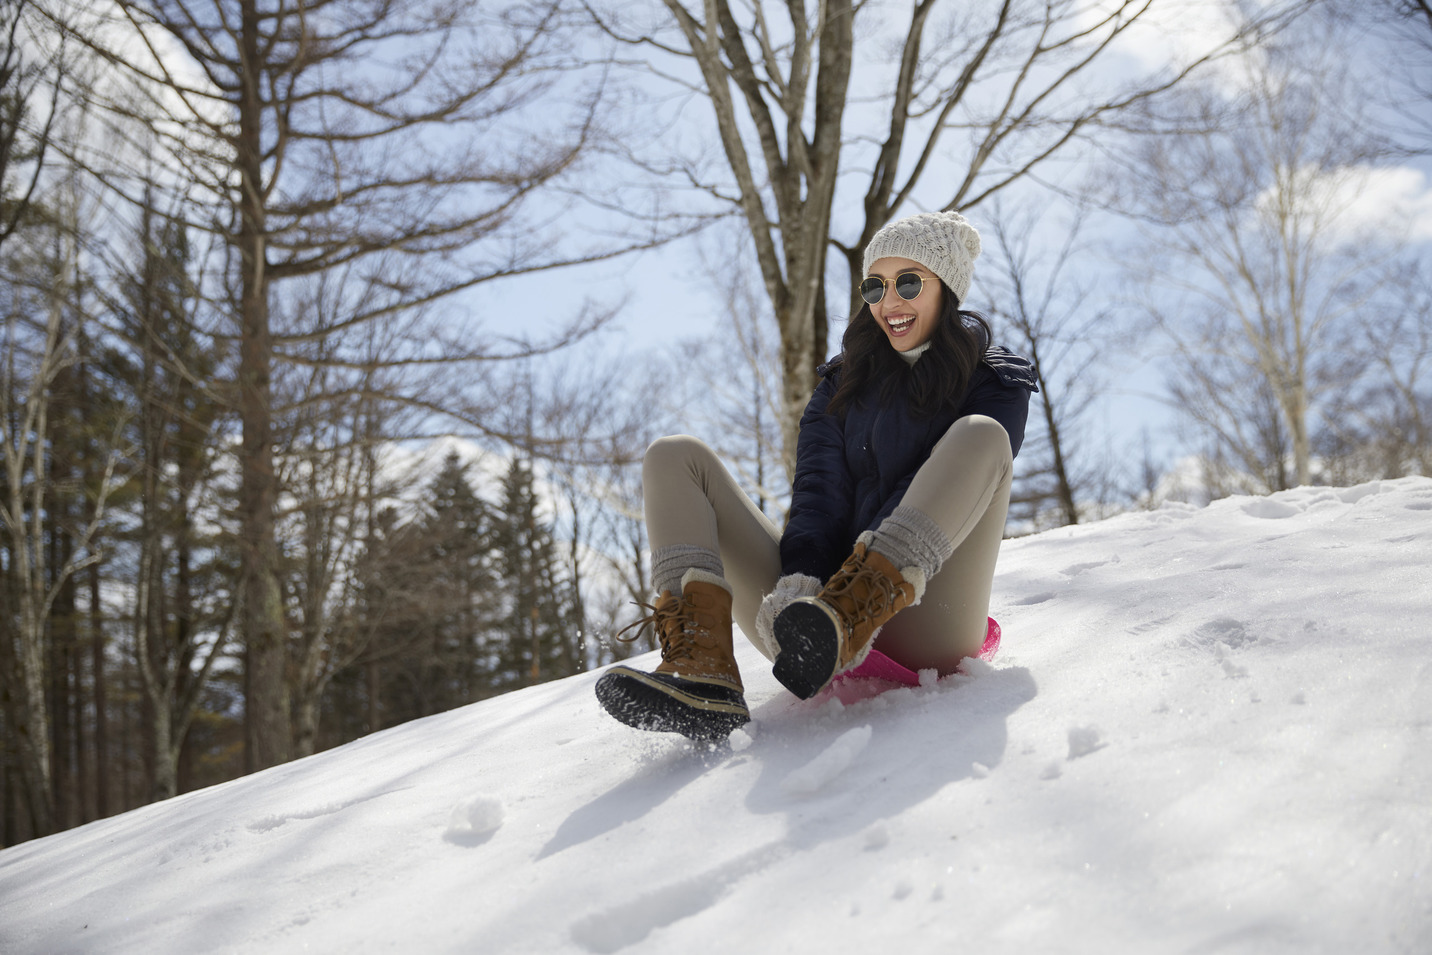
[414,452,503,710]
[491,456,581,692]
[346,451,502,731]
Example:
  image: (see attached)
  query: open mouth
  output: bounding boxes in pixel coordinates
[886,315,915,335]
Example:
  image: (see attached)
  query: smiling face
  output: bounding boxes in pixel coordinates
[866,256,943,352]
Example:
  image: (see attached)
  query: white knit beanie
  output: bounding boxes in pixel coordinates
[862,211,982,305]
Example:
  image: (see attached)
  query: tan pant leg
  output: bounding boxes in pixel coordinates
[641,435,784,648]
[873,415,1014,674]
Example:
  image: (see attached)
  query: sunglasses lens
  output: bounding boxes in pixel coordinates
[859,278,885,305]
[895,273,924,300]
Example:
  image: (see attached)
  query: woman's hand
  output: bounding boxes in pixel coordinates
[754,573,823,661]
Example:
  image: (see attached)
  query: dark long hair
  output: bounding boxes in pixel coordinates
[826,280,991,418]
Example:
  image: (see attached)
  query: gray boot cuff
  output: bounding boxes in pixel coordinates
[868,504,954,582]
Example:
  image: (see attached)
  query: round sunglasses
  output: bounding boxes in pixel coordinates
[859,271,931,306]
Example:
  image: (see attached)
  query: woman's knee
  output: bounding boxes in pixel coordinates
[644,434,716,480]
[945,415,1013,465]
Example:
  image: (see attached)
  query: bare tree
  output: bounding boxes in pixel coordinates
[684,226,788,519]
[1,176,124,837]
[1112,35,1406,492]
[518,349,685,656]
[982,200,1115,528]
[272,279,432,758]
[587,0,1310,471]
[1318,269,1432,481]
[41,0,666,770]
[116,189,233,802]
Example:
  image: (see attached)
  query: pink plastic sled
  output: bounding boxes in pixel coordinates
[813,617,1001,705]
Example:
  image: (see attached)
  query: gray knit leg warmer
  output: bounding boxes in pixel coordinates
[868,504,955,584]
[651,544,724,597]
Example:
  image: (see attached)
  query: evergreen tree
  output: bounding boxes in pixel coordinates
[491,456,581,692]
[412,452,503,710]
[344,451,502,732]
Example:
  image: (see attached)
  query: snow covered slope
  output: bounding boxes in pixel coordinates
[3,479,1430,955]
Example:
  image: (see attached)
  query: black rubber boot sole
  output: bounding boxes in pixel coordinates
[595,666,749,741]
[771,600,843,700]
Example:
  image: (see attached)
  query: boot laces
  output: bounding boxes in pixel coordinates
[824,560,903,631]
[616,593,713,663]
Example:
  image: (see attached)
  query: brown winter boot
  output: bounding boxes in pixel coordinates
[772,534,926,699]
[595,569,749,740]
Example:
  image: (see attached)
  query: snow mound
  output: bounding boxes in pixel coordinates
[444,795,505,845]
[2,478,1430,954]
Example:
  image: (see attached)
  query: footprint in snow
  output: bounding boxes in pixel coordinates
[1060,558,1114,577]
[1190,617,1254,651]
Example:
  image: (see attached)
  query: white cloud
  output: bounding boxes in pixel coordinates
[1265,164,1432,243]
[1118,0,1244,70]
[1340,166,1432,242]
[1080,0,1247,75]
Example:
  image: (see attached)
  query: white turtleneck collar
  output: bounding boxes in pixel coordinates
[898,340,933,365]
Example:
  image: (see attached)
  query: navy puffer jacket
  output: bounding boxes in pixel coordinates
[778,342,1038,582]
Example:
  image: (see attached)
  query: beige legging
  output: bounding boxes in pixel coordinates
[642,414,1014,675]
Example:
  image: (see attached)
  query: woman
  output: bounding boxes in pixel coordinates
[595,211,1038,740]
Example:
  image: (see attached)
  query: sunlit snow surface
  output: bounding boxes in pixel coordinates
[3,479,1430,954]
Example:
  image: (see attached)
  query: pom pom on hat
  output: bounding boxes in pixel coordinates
[862,211,982,305]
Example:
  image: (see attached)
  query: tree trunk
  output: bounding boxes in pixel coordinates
[48,533,76,830]
[89,558,107,819]
[14,602,53,837]
[9,323,60,839]
[367,661,381,735]
[659,0,850,475]
[1031,346,1079,527]
[150,689,175,802]
[292,695,319,760]
[236,0,290,771]
[1290,358,1311,486]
